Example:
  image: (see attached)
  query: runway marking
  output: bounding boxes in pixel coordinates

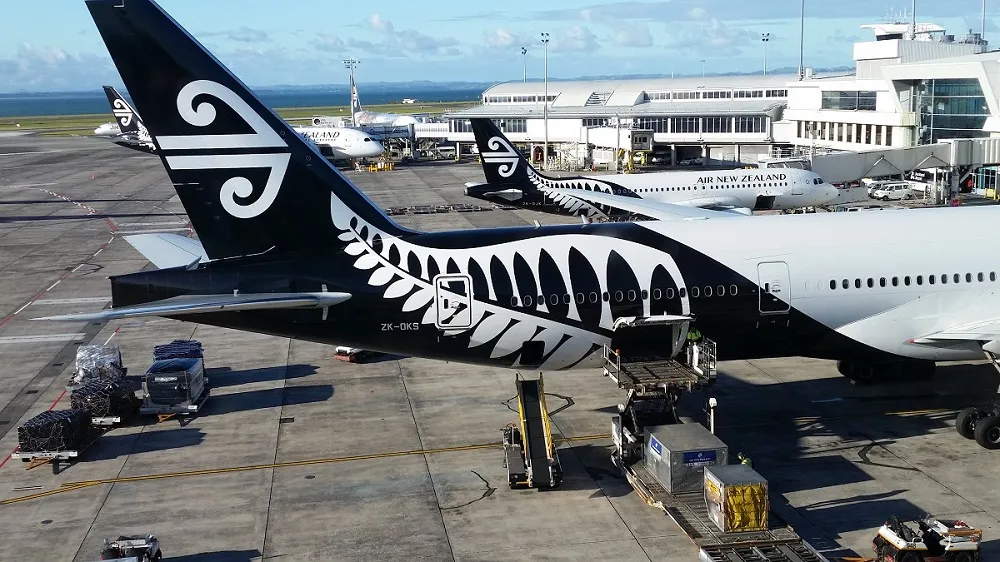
[116,228,192,235]
[0,150,63,157]
[116,221,187,227]
[46,280,61,292]
[13,303,30,315]
[0,182,60,188]
[31,297,110,306]
[0,333,86,344]
[0,433,612,505]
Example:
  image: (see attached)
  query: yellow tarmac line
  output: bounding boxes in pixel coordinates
[0,434,611,506]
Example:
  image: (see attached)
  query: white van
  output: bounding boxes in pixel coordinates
[871,182,913,201]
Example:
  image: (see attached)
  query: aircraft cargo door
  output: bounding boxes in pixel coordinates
[757,262,790,315]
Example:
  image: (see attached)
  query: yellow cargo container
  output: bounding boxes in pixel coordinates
[704,464,768,533]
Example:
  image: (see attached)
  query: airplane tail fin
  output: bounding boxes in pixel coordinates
[470,118,539,189]
[103,85,142,135]
[350,74,362,125]
[86,0,410,261]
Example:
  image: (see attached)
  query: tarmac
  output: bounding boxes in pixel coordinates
[0,135,999,561]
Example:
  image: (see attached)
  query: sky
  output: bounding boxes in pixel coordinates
[1,0,998,92]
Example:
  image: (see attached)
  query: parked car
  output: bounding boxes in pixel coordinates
[678,157,704,166]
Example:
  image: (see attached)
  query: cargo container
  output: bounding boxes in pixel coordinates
[704,464,768,533]
[643,423,728,494]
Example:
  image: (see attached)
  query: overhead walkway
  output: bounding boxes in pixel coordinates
[761,137,1000,185]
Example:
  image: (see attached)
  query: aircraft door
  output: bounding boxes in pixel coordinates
[434,274,474,330]
[757,261,790,315]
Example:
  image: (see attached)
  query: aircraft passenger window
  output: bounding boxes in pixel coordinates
[941,275,947,285]
[929,275,936,285]
[966,273,972,283]
[979,272,985,282]
[652,288,661,300]
[523,295,533,306]
[916,275,923,285]
[879,278,886,287]
[866,278,873,288]
[510,296,519,307]
[554,294,563,305]
[590,292,599,303]
[627,290,637,302]
[904,276,911,286]
[575,293,584,304]
[717,285,726,296]
[602,292,609,302]
[666,288,675,299]
[538,295,544,303]
[830,280,836,290]
[955,274,961,283]
[615,291,624,302]
[993,272,998,281]
[842,279,849,289]
[730,284,738,295]
[891,277,899,286]
[641,290,649,300]
[704,286,713,297]
[679,288,687,298]
[854,279,861,288]
[691,287,700,298]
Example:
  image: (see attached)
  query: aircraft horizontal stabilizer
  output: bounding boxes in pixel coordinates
[124,233,208,269]
[33,292,352,322]
[544,188,744,221]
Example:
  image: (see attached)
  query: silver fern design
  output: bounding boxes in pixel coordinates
[330,196,691,370]
[112,98,133,128]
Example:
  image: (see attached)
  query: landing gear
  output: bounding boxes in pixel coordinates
[836,359,935,384]
[956,351,1000,449]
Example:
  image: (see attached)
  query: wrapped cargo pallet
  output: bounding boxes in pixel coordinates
[70,380,138,418]
[704,464,768,533]
[153,339,203,361]
[72,344,125,386]
[143,357,205,407]
[17,409,91,452]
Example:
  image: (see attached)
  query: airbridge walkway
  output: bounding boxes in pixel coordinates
[762,137,1000,198]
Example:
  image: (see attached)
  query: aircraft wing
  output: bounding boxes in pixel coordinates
[33,292,352,322]
[543,187,747,220]
[672,196,751,209]
[912,318,1000,343]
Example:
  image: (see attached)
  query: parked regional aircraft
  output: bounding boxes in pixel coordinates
[99,85,155,153]
[54,0,1000,402]
[466,118,838,219]
[293,126,385,160]
[348,73,419,127]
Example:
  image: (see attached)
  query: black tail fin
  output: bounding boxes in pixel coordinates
[86,0,409,260]
[103,85,141,135]
[470,118,541,189]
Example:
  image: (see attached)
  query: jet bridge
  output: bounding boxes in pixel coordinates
[502,373,563,489]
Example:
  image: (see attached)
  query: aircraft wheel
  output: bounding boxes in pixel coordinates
[974,415,1000,450]
[951,552,974,562]
[837,360,856,378]
[896,552,921,562]
[854,363,876,384]
[956,407,981,440]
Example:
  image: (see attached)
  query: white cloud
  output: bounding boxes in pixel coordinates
[554,26,600,53]
[689,7,708,20]
[368,13,394,32]
[0,43,117,92]
[610,22,654,47]
[199,26,270,43]
[350,15,461,58]
[484,28,522,48]
[312,32,346,51]
[662,18,751,56]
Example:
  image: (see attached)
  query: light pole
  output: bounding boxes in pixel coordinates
[541,32,549,170]
[700,59,706,77]
[761,33,770,76]
[521,47,527,83]
[798,0,805,80]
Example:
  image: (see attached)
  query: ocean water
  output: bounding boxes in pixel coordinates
[0,87,484,118]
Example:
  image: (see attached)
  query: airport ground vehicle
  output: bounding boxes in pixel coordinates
[871,182,914,201]
[872,516,981,562]
[99,535,162,561]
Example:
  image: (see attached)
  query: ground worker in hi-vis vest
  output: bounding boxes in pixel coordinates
[686,326,703,367]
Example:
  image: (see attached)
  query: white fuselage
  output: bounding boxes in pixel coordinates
[353,111,418,128]
[294,126,385,159]
[94,122,121,136]
[592,168,839,210]
[638,205,996,362]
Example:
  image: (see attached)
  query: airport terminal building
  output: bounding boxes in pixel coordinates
[437,20,1000,187]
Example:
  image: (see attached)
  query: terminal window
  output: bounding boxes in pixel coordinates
[735,116,765,133]
[673,117,699,133]
[917,78,989,143]
[492,118,526,133]
[450,119,472,133]
[821,91,877,111]
[702,117,732,133]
